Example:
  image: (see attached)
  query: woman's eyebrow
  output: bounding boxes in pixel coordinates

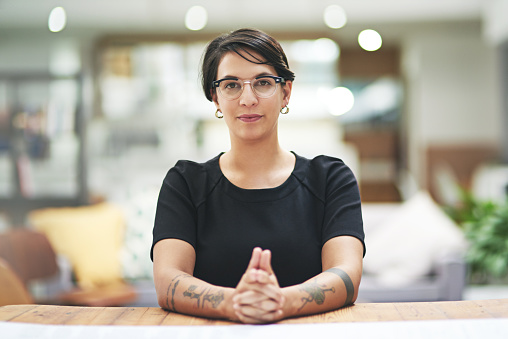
[219,72,275,80]
[219,75,239,79]
[255,72,276,78]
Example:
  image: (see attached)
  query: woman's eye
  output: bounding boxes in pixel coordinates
[256,80,272,87]
[224,82,239,89]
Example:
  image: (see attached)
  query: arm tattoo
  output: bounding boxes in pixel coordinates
[298,278,336,311]
[165,274,192,312]
[325,267,355,306]
[183,285,224,309]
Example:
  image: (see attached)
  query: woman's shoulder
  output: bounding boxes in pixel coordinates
[170,154,222,178]
[294,153,352,177]
[293,153,358,198]
[162,154,223,203]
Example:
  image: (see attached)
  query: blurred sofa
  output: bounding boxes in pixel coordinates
[357,191,468,302]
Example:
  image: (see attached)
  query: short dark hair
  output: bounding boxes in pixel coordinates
[201,28,295,102]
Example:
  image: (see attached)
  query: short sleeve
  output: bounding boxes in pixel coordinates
[319,157,365,256]
[150,163,198,260]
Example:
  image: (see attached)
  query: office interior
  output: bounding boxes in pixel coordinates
[1,1,508,306]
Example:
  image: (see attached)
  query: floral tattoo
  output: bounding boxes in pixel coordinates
[297,268,355,311]
[298,278,336,311]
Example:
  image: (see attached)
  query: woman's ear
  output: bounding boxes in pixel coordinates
[211,91,220,109]
[282,80,292,107]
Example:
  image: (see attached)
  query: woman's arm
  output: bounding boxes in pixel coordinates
[283,235,363,316]
[233,235,364,322]
[153,238,236,319]
[153,239,284,322]
[154,236,362,323]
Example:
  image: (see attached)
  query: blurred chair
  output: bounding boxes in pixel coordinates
[0,257,33,306]
[0,228,137,306]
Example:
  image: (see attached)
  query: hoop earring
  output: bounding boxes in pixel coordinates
[215,109,223,119]
[280,106,289,114]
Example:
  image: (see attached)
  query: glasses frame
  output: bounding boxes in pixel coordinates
[212,75,286,100]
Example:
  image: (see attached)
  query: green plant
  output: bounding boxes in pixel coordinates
[447,192,508,283]
[443,189,479,226]
[465,203,508,282]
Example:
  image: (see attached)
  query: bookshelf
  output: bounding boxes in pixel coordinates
[0,73,88,224]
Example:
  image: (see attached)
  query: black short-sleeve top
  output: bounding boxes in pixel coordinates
[151,152,365,288]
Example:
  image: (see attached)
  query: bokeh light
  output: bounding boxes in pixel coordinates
[358,29,383,51]
[323,5,347,29]
[185,6,208,31]
[327,87,355,116]
[48,7,67,33]
[289,38,339,63]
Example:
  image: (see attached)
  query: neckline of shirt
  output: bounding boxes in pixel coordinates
[211,151,304,203]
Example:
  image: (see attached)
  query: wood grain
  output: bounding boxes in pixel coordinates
[1,299,507,326]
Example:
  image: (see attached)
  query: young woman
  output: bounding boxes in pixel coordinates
[151,28,365,324]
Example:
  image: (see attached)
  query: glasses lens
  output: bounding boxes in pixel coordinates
[219,80,242,99]
[217,77,280,100]
[253,77,277,98]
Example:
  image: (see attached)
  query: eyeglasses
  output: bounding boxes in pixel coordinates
[212,75,286,100]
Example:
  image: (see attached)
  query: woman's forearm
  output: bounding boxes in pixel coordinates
[281,266,360,318]
[155,268,235,320]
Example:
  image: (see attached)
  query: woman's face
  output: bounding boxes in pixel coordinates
[212,50,292,143]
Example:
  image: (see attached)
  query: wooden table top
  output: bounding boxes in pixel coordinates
[1,299,507,326]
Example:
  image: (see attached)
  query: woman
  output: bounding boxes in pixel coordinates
[151,28,365,324]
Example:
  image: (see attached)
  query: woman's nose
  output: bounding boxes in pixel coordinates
[239,83,258,106]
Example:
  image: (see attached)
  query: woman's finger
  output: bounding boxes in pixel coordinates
[259,249,273,274]
[246,247,262,271]
[233,290,268,305]
[234,310,265,324]
[255,299,281,312]
[234,291,283,313]
[235,303,278,318]
[235,305,283,324]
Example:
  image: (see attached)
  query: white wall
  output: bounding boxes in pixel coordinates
[0,34,50,73]
[483,0,508,45]
[0,30,95,74]
[402,26,502,186]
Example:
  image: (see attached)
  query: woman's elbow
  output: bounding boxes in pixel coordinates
[157,295,169,310]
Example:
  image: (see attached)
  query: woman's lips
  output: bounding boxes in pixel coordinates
[238,114,262,122]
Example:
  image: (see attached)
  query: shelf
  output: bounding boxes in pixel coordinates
[0,73,87,224]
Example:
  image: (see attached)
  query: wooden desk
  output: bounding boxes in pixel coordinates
[1,299,507,326]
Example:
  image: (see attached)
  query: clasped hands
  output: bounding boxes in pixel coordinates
[231,247,286,324]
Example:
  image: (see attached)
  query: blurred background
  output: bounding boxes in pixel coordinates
[1,0,508,307]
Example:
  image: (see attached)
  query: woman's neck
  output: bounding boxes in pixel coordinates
[220,137,295,189]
